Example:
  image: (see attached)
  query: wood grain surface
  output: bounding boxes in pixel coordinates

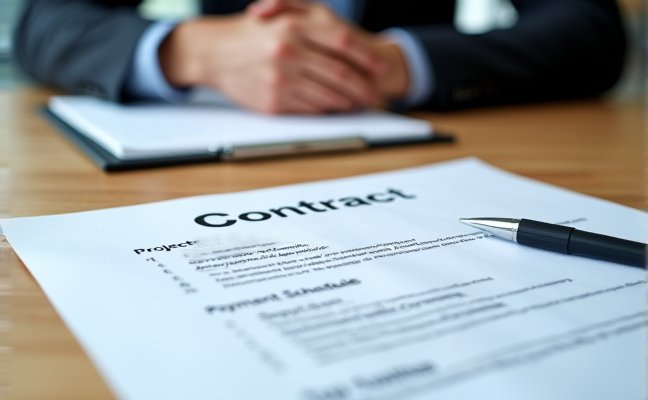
[1,86,645,399]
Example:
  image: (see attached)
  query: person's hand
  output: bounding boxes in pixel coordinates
[159,8,386,114]
[247,0,410,103]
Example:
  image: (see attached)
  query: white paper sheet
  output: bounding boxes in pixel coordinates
[3,158,646,400]
[49,96,433,159]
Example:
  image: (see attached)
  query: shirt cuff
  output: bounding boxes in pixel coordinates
[382,28,435,108]
[124,20,188,102]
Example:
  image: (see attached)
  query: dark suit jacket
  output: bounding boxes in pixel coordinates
[14,0,626,109]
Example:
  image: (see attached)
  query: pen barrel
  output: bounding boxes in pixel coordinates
[517,219,574,253]
[568,230,647,268]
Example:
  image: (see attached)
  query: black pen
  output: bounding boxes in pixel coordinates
[459,218,647,268]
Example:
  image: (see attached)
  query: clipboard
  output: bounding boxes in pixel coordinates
[41,106,455,172]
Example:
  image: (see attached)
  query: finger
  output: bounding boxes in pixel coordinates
[247,0,306,19]
[281,94,325,114]
[252,69,331,115]
[290,74,356,112]
[301,23,386,76]
[297,46,379,106]
[259,83,323,115]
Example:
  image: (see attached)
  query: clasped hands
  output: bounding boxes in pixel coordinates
[159,0,409,114]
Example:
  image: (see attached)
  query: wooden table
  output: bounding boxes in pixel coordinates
[1,87,645,399]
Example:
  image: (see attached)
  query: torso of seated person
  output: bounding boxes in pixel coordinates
[14,0,626,113]
[201,1,455,29]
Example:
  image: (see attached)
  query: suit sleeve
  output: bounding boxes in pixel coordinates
[14,0,152,101]
[401,0,626,110]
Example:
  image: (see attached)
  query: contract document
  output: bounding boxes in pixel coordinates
[2,158,646,400]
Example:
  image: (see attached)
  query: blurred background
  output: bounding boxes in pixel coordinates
[0,0,642,98]
[0,0,20,88]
